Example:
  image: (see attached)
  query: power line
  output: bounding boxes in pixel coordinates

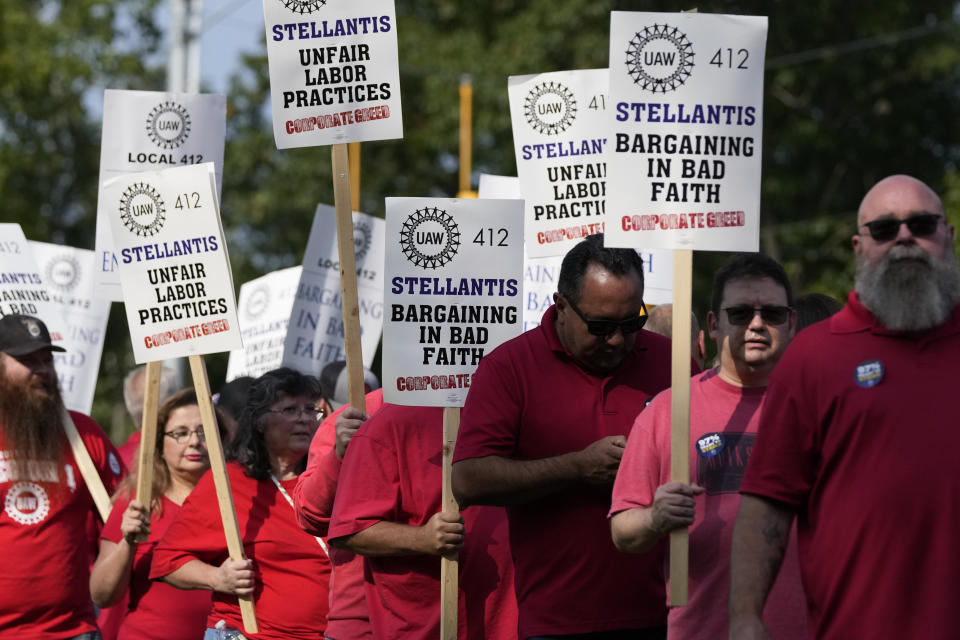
[205,0,255,31]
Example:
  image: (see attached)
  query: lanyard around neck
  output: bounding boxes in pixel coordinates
[270,473,329,557]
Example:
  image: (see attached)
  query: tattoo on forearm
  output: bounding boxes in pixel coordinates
[761,520,785,550]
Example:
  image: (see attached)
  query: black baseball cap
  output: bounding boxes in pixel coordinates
[320,360,381,410]
[0,314,66,356]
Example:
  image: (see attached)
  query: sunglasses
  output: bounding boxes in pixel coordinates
[565,297,648,338]
[860,214,942,243]
[723,305,792,326]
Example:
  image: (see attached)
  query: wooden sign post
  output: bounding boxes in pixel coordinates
[440,407,461,639]
[134,361,163,542]
[61,408,111,522]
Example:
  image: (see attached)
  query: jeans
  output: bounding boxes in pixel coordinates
[68,634,102,640]
[204,626,247,640]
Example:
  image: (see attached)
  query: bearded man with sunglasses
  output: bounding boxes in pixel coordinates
[453,234,679,640]
[609,253,806,640]
[730,175,960,640]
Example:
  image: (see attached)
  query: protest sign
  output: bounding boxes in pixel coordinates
[94,90,226,299]
[29,242,111,415]
[282,205,385,373]
[102,163,241,363]
[605,12,768,252]
[383,197,524,407]
[262,0,403,148]
[227,266,302,381]
[509,69,610,257]
[478,174,673,331]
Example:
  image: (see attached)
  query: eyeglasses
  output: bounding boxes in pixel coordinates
[565,297,648,338]
[860,214,943,243]
[267,405,322,421]
[723,305,793,326]
[164,428,205,443]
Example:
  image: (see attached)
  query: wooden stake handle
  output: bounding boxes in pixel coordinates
[669,250,693,606]
[440,407,461,639]
[134,361,162,542]
[331,143,367,413]
[61,408,111,522]
[188,355,258,634]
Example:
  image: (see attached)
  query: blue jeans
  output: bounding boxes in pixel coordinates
[68,634,102,640]
[204,626,247,640]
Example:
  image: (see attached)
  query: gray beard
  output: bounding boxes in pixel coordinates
[855,244,960,332]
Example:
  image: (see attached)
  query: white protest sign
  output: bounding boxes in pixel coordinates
[282,205,385,373]
[383,197,524,407]
[29,242,111,415]
[94,90,227,299]
[226,266,302,381]
[509,69,610,258]
[605,12,768,251]
[262,0,402,148]
[478,174,673,332]
[0,225,68,337]
[102,163,242,363]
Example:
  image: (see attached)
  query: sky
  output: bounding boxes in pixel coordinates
[196,0,266,94]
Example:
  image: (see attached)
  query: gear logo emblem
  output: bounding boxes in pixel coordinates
[245,285,270,320]
[5,482,50,526]
[524,82,577,136]
[145,101,191,149]
[119,182,166,237]
[400,208,461,270]
[625,24,694,93]
[353,222,372,260]
[278,0,326,14]
[45,254,81,292]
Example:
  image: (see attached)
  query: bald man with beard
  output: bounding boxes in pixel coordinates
[0,314,124,640]
[729,175,960,640]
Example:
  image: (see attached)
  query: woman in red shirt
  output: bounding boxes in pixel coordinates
[90,389,216,639]
[150,368,332,640]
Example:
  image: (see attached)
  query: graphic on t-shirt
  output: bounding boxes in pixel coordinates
[4,481,51,525]
[696,431,755,495]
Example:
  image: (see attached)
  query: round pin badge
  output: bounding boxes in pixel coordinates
[696,433,725,457]
[854,359,884,388]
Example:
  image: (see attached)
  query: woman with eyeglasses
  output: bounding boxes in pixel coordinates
[90,389,217,639]
[150,368,332,640]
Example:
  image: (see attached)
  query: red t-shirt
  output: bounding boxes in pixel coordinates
[117,430,142,469]
[741,293,960,639]
[294,388,384,640]
[454,305,673,638]
[328,404,517,640]
[610,370,807,639]
[0,411,124,639]
[150,463,331,639]
[102,494,212,640]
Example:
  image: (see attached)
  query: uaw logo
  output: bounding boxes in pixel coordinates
[24,319,41,338]
[353,221,373,260]
[400,208,461,270]
[145,101,192,149]
[4,481,50,525]
[119,182,166,237]
[44,254,81,293]
[245,285,270,320]
[625,24,694,93]
[278,0,326,14]
[524,81,577,136]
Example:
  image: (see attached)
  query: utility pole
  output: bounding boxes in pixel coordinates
[167,0,204,93]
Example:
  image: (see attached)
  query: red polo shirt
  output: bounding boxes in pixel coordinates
[741,293,960,639]
[454,305,674,638]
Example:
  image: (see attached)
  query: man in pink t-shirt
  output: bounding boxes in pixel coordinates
[731,176,960,639]
[610,254,806,639]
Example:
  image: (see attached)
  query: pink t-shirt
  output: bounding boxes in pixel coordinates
[611,370,807,640]
[294,388,384,640]
[102,494,212,640]
[328,404,517,640]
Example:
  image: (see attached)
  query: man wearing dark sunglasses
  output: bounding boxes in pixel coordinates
[731,175,960,640]
[453,234,677,639]
[610,253,806,640]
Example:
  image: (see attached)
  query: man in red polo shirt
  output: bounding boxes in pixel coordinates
[453,234,676,639]
[730,175,960,639]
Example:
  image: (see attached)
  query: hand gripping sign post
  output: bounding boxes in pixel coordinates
[509,69,611,258]
[262,0,402,413]
[102,163,258,633]
[94,90,226,300]
[282,204,385,375]
[0,225,112,522]
[383,197,524,639]
[606,10,768,605]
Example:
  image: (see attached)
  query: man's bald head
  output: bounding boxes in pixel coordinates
[857,174,944,228]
